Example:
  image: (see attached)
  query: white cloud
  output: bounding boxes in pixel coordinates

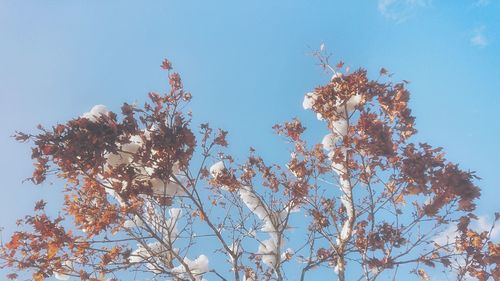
[378,0,431,23]
[433,215,499,280]
[434,215,500,248]
[477,215,500,239]
[474,0,491,6]
[470,26,488,48]
[434,222,459,247]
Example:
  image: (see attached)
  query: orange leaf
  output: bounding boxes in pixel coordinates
[47,242,59,259]
[33,273,44,281]
[199,211,206,221]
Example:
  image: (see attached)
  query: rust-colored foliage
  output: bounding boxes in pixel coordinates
[0,55,497,281]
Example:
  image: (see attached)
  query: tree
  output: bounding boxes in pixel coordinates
[1,53,499,281]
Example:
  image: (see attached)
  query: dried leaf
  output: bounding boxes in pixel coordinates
[417,269,430,281]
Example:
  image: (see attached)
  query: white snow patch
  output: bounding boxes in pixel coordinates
[331,119,348,136]
[54,260,73,280]
[239,186,269,221]
[81,105,109,122]
[172,255,209,281]
[150,178,186,197]
[257,239,279,267]
[302,92,318,110]
[210,161,226,178]
[322,133,338,151]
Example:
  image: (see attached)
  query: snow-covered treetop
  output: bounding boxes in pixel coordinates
[2,55,497,281]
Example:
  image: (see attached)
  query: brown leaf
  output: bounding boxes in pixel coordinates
[160,59,172,70]
[34,200,47,211]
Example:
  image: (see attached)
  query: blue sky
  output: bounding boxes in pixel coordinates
[0,1,499,280]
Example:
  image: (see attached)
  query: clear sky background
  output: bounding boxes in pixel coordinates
[0,1,499,280]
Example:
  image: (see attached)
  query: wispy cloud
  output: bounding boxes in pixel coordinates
[378,0,431,23]
[434,214,500,247]
[470,26,488,48]
[433,215,499,279]
[474,0,491,7]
